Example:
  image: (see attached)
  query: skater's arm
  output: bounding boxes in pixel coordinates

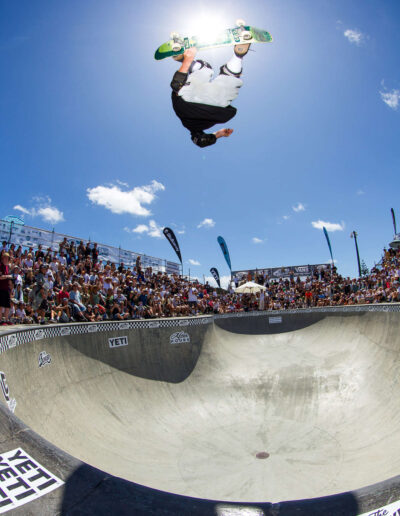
[191,128,233,148]
[170,48,197,93]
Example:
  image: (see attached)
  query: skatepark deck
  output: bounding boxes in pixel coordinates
[0,306,399,515]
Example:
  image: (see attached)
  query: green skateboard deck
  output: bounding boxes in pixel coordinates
[154,23,272,61]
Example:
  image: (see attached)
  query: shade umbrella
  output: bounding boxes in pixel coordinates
[234,281,267,294]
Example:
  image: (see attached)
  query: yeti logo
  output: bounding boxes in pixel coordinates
[38,351,52,368]
[108,336,128,348]
[170,332,190,345]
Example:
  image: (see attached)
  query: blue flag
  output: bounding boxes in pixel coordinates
[323,227,334,264]
[217,236,232,272]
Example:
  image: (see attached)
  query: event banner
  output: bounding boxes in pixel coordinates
[163,227,182,265]
[0,219,179,275]
[323,226,334,264]
[210,267,221,288]
[233,263,330,282]
[217,236,232,272]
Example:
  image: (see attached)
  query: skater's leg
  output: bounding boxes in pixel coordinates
[220,43,251,77]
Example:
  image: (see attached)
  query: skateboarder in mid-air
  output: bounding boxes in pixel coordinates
[170,44,251,148]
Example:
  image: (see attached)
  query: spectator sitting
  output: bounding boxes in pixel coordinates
[69,283,87,321]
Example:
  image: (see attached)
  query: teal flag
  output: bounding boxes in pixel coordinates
[323,226,334,264]
[217,236,232,272]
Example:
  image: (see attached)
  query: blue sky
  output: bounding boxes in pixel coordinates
[1,0,399,286]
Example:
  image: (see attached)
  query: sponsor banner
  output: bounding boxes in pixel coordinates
[118,323,130,330]
[34,330,44,341]
[38,351,51,368]
[217,236,232,272]
[163,227,182,265]
[358,499,400,516]
[108,336,128,349]
[148,321,160,328]
[0,372,16,413]
[210,267,221,288]
[0,448,63,513]
[233,263,329,282]
[170,332,190,344]
[323,226,334,264]
[6,335,16,350]
[269,316,282,324]
[0,219,178,274]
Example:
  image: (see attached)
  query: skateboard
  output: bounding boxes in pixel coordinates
[154,19,272,61]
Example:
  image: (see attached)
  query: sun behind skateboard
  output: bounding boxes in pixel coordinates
[154,19,273,61]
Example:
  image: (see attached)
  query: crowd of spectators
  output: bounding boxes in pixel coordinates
[0,238,399,326]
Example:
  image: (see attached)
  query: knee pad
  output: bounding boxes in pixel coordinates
[189,59,213,74]
[219,64,242,78]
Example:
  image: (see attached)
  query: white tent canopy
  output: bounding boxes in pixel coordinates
[234,281,266,294]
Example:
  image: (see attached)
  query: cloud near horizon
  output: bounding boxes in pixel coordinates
[197,218,215,229]
[125,220,164,238]
[312,220,345,232]
[87,180,165,217]
[188,259,200,266]
[252,237,263,244]
[14,197,64,225]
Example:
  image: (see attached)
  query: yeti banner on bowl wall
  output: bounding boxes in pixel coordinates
[0,448,64,513]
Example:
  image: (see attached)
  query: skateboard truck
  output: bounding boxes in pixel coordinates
[236,19,252,40]
[170,32,184,52]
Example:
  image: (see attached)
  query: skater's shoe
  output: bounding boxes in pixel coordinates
[234,43,251,57]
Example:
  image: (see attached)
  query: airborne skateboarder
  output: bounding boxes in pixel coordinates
[170,44,251,148]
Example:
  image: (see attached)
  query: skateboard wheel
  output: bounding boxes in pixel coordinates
[242,30,252,40]
[172,42,182,52]
[236,19,246,27]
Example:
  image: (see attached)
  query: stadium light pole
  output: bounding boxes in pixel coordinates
[350,231,362,277]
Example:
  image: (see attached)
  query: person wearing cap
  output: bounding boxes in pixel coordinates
[0,253,13,325]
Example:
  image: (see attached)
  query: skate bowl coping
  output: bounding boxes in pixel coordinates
[0,305,400,515]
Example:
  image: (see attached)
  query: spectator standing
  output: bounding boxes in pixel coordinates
[0,253,13,325]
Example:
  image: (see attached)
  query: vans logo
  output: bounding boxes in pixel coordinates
[170,331,190,344]
[178,320,189,327]
[108,336,128,348]
[38,351,52,368]
[60,327,71,336]
[0,371,16,413]
[118,322,130,330]
[34,329,45,340]
[148,321,160,328]
[88,325,98,333]
[7,334,17,349]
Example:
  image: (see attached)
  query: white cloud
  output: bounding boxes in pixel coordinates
[188,259,200,266]
[87,180,165,217]
[116,180,129,188]
[13,204,31,215]
[312,220,345,232]
[252,237,263,244]
[205,274,231,289]
[127,220,164,238]
[380,89,400,110]
[293,202,306,212]
[197,218,215,229]
[344,29,364,46]
[37,206,64,224]
[283,215,290,220]
[13,198,64,225]
[356,189,365,195]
